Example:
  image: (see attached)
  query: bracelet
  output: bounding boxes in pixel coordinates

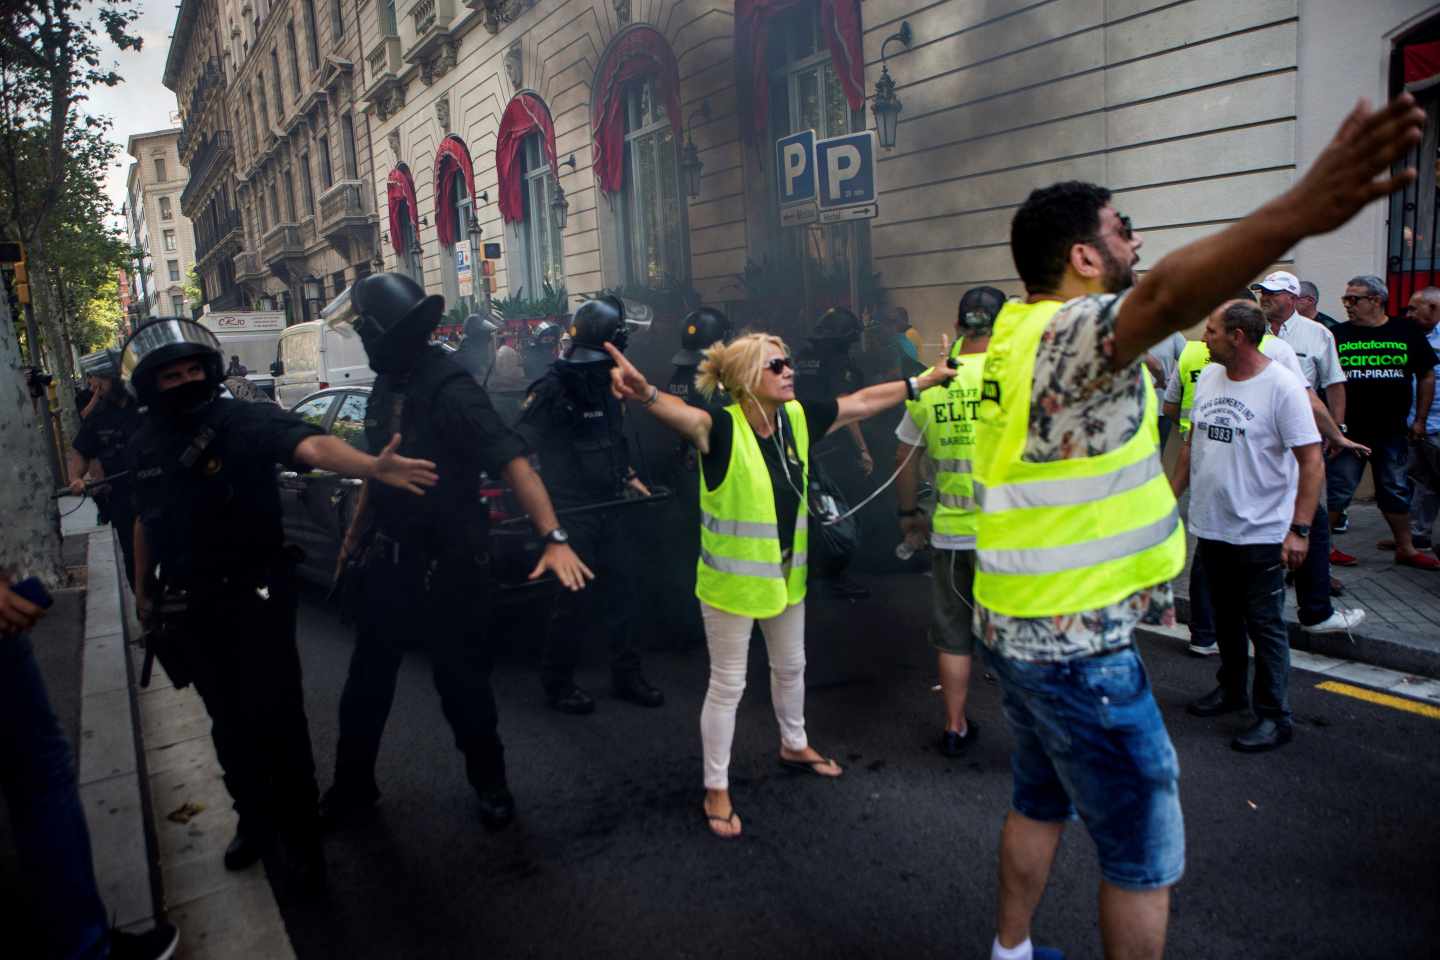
[642,385,659,407]
[904,376,918,401]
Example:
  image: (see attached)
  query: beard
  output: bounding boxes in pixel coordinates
[1096,243,1137,294]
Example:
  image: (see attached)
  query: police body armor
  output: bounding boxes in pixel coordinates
[530,363,632,504]
[363,347,489,561]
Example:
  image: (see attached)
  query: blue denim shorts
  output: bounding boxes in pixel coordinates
[983,645,1185,890]
[1327,434,1412,515]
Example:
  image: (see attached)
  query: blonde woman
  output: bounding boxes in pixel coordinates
[602,333,956,838]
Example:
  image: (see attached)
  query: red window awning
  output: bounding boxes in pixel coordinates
[591,26,682,194]
[495,92,559,224]
[736,0,865,144]
[1405,39,1440,92]
[386,164,419,255]
[433,135,477,246]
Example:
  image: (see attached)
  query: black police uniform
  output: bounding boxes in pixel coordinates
[518,361,645,695]
[73,393,143,585]
[128,397,322,854]
[332,346,527,806]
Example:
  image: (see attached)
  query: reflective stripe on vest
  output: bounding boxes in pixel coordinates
[696,402,810,618]
[1176,334,1277,433]
[905,353,984,538]
[973,299,1185,618]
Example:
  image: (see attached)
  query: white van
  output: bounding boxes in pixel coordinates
[199,310,286,399]
[271,320,373,408]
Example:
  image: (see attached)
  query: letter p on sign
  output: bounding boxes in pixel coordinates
[825,145,861,197]
[783,143,808,197]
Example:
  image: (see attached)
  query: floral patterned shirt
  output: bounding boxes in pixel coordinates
[976,292,1177,662]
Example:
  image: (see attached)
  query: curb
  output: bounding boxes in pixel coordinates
[78,528,160,931]
[1174,594,1440,681]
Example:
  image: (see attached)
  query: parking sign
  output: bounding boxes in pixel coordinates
[775,130,818,226]
[815,130,878,222]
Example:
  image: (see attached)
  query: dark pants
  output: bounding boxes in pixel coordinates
[1196,539,1292,724]
[0,632,108,958]
[542,509,641,692]
[334,562,505,793]
[1292,500,1333,626]
[106,488,136,591]
[185,577,319,841]
[1188,545,1214,646]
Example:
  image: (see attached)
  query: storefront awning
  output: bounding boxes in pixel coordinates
[433,134,477,245]
[736,0,865,144]
[386,164,419,254]
[1404,39,1440,92]
[591,26,682,193]
[495,92,559,223]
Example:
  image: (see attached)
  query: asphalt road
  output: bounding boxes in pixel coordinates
[274,574,1440,960]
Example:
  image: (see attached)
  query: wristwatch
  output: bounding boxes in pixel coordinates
[543,527,571,545]
[1289,523,1311,538]
[1338,423,1348,435]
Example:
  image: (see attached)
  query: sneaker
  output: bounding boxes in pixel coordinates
[1329,547,1359,567]
[1301,608,1366,634]
[109,922,179,960]
[1333,511,1350,533]
[1187,639,1219,657]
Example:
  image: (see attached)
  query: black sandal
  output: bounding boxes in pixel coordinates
[778,755,842,777]
[704,808,742,839]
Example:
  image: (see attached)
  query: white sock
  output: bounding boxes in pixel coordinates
[991,936,1032,960]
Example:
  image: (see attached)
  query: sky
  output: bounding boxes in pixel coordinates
[88,0,184,231]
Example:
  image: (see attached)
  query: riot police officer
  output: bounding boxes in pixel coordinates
[67,351,141,586]
[121,317,438,882]
[522,319,563,382]
[321,274,590,832]
[452,313,498,385]
[666,307,732,408]
[518,296,664,713]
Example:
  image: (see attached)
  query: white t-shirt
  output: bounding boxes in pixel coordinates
[1187,360,1321,545]
[895,408,973,550]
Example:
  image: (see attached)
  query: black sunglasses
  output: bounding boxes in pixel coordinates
[1114,213,1134,241]
[765,356,794,375]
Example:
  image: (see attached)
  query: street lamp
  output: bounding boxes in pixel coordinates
[550,185,569,231]
[302,274,323,323]
[871,21,913,150]
[680,99,711,201]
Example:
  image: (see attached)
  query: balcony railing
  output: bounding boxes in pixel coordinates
[234,249,266,281]
[195,207,243,265]
[318,180,373,239]
[402,0,457,64]
[185,58,224,128]
[412,0,436,34]
[179,130,234,213]
[261,223,305,265]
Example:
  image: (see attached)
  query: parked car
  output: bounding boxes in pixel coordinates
[278,386,548,597]
[271,321,373,408]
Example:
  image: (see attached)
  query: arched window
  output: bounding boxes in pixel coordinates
[386,163,422,282]
[434,135,478,308]
[620,77,687,288]
[496,93,565,300]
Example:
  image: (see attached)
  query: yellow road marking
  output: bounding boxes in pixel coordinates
[1315,680,1440,720]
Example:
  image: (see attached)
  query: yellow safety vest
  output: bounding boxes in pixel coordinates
[906,354,985,539]
[973,300,1185,617]
[1175,334,1277,433]
[696,402,810,618]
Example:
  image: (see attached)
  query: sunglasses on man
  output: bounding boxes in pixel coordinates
[1340,294,1379,304]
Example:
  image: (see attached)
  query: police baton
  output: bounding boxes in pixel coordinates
[493,486,673,528]
[53,471,131,498]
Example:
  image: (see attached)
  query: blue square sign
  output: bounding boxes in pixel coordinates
[815,131,877,209]
[775,129,817,207]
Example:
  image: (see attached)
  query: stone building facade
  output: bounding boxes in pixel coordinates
[124,129,198,322]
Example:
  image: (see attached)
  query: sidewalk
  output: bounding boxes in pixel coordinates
[1173,499,1440,679]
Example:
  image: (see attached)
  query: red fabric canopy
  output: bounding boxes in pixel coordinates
[495,93,559,224]
[1404,39,1440,91]
[386,164,419,255]
[433,135,477,246]
[736,0,865,144]
[591,26,682,194]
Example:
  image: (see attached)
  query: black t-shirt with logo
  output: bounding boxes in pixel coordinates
[1332,317,1439,438]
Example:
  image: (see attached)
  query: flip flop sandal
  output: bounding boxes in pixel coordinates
[704,808,742,839]
[778,756,842,777]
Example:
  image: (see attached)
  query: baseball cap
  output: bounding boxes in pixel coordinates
[1251,271,1300,296]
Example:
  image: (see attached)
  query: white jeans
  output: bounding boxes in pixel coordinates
[700,600,808,790]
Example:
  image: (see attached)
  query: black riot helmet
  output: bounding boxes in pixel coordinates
[530,319,563,348]
[563,295,628,363]
[957,285,1007,335]
[673,307,731,365]
[324,272,443,373]
[121,317,225,411]
[811,306,863,346]
[464,313,499,339]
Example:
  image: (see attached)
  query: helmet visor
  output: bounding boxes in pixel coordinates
[79,350,119,378]
[121,319,222,383]
[321,286,357,330]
